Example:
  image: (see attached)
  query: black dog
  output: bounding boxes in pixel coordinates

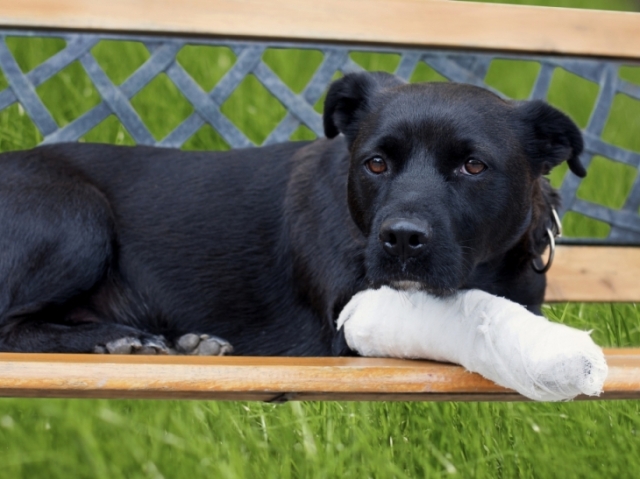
[0,72,585,356]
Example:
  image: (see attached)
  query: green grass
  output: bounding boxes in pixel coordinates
[2,391,640,479]
[1,1,640,477]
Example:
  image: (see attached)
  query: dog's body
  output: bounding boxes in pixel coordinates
[0,72,585,355]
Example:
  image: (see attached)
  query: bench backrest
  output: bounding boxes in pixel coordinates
[0,0,639,302]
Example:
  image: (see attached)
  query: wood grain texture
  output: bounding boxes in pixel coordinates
[546,246,640,302]
[0,0,639,59]
[0,349,637,401]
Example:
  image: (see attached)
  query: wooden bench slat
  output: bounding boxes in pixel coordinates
[0,246,637,402]
[0,349,637,401]
[0,0,640,59]
[546,246,640,302]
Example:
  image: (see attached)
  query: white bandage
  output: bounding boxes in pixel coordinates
[337,287,607,401]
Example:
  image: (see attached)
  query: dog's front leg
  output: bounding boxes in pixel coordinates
[337,287,607,401]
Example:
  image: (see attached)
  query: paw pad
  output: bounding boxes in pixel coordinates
[175,333,233,356]
[95,335,170,355]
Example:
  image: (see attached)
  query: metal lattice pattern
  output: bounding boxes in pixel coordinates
[1,31,639,244]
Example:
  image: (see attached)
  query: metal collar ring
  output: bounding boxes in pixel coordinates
[532,207,562,274]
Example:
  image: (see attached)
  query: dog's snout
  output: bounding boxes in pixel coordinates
[379,218,431,261]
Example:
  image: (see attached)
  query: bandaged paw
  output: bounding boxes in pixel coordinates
[337,287,607,401]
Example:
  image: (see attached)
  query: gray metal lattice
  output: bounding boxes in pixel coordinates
[0,30,639,244]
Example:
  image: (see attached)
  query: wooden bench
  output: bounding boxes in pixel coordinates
[0,0,639,401]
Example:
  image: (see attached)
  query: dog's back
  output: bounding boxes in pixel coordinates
[0,141,342,355]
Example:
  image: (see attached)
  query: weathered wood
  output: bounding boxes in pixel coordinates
[0,0,639,59]
[0,350,636,401]
[546,246,640,302]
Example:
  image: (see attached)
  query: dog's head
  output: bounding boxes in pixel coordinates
[324,71,585,295]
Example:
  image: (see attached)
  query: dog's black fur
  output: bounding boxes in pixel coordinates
[0,72,585,355]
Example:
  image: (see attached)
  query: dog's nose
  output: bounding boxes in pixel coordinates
[379,218,431,261]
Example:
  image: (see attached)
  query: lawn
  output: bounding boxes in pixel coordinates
[1,0,640,478]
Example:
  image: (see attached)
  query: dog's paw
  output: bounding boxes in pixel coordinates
[475,310,608,401]
[175,333,233,356]
[524,331,608,401]
[95,335,171,355]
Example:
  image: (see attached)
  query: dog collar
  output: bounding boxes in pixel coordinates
[531,207,562,274]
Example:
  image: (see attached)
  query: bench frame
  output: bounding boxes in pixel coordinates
[0,0,640,401]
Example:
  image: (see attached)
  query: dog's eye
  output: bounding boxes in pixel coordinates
[365,157,388,174]
[461,158,487,175]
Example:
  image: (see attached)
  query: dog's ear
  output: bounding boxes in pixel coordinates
[515,100,586,178]
[323,72,405,145]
